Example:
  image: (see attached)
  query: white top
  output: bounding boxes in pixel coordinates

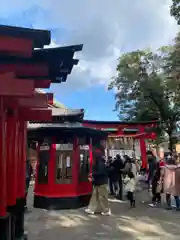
[124,162,138,176]
[124,177,136,192]
[131,163,138,177]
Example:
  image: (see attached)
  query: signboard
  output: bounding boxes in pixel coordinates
[79,145,89,150]
[56,143,73,151]
[39,141,50,164]
[39,144,50,151]
[38,138,50,184]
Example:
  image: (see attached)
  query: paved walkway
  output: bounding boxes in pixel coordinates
[25,186,180,240]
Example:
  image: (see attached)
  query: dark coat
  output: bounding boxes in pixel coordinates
[110,158,124,181]
[92,156,108,186]
[152,162,161,195]
[148,155,156,179]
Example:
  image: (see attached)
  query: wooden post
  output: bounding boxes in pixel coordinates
[139,126,147,169]
[73,137,79,189]
[6,113,18,207]
[0,97,6,216]
[0,97,10,240]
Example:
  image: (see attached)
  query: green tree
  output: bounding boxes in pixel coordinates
[170,0,180,25]
[108,45,180,150]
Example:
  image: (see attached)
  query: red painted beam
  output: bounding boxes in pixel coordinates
[3,92,50,109]
[0,72,34,96]
[83,123,158,131]
[18,108,52,121]
[0,63,49,77]
[82,120,159,129]
[83,123,134,129]
[17,93,49,108]
[108,132,156,140]
[34,80,51,88]
[108,133,146,138]
[0,36,33,57]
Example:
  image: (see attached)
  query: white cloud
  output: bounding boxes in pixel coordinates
[0,0,179,91]
[44,40,60,49]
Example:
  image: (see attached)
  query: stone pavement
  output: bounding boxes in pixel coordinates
[25,186,180,240]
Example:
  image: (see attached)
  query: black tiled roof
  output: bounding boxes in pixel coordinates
[28,123,108,140]
[29,108,84,123]
[0,44,83,83]
[0,24,51,48]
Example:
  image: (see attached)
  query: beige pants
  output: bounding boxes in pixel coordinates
[88,184,109,213]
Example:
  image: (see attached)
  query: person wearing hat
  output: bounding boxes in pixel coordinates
[85,145,111,215]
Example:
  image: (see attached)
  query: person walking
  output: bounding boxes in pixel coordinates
[111,154,124,199]
[146,151,157,190]
[85,147,111,215]
[163,156,180,210]
[148,161,162,207]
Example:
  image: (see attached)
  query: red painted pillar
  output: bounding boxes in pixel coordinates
[34,144,40,194]
[139,126,147,169]
[0,97,6,217]
[14,120,27,239]
[16,121,27,199]
[48,139,56,193]
[16,121,21,199]
[6,112,18,206]
[89,138,93,174]
[73,137,79,190]
[21,121,27,199]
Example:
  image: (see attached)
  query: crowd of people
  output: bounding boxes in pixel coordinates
[85,147,180,216]
[26,145,180,215]
[107,154,138,201]
[146,150,180,210]
[85,147,139,215]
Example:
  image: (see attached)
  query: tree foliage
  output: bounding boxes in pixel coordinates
[108,34,180,150]
[170,0,180,25]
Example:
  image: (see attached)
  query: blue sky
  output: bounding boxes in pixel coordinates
[50,85,117,120]
[0,0,178,120]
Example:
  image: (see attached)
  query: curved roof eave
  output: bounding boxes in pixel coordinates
[36,88,65,108]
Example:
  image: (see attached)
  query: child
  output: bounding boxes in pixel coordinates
[124,171,136,207]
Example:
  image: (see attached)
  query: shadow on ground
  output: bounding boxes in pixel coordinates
[25,186,180,240]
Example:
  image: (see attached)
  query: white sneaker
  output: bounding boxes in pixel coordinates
[101,209,111,216]
[148,203,156,207]
[85,209,95,215]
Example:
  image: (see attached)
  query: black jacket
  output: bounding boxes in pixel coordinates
[92,156,108,186]
[148,155,156,178]
[111,159,124,179]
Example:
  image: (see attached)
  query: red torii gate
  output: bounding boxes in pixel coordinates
[0,25,82,240]
[82,120,158,168]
